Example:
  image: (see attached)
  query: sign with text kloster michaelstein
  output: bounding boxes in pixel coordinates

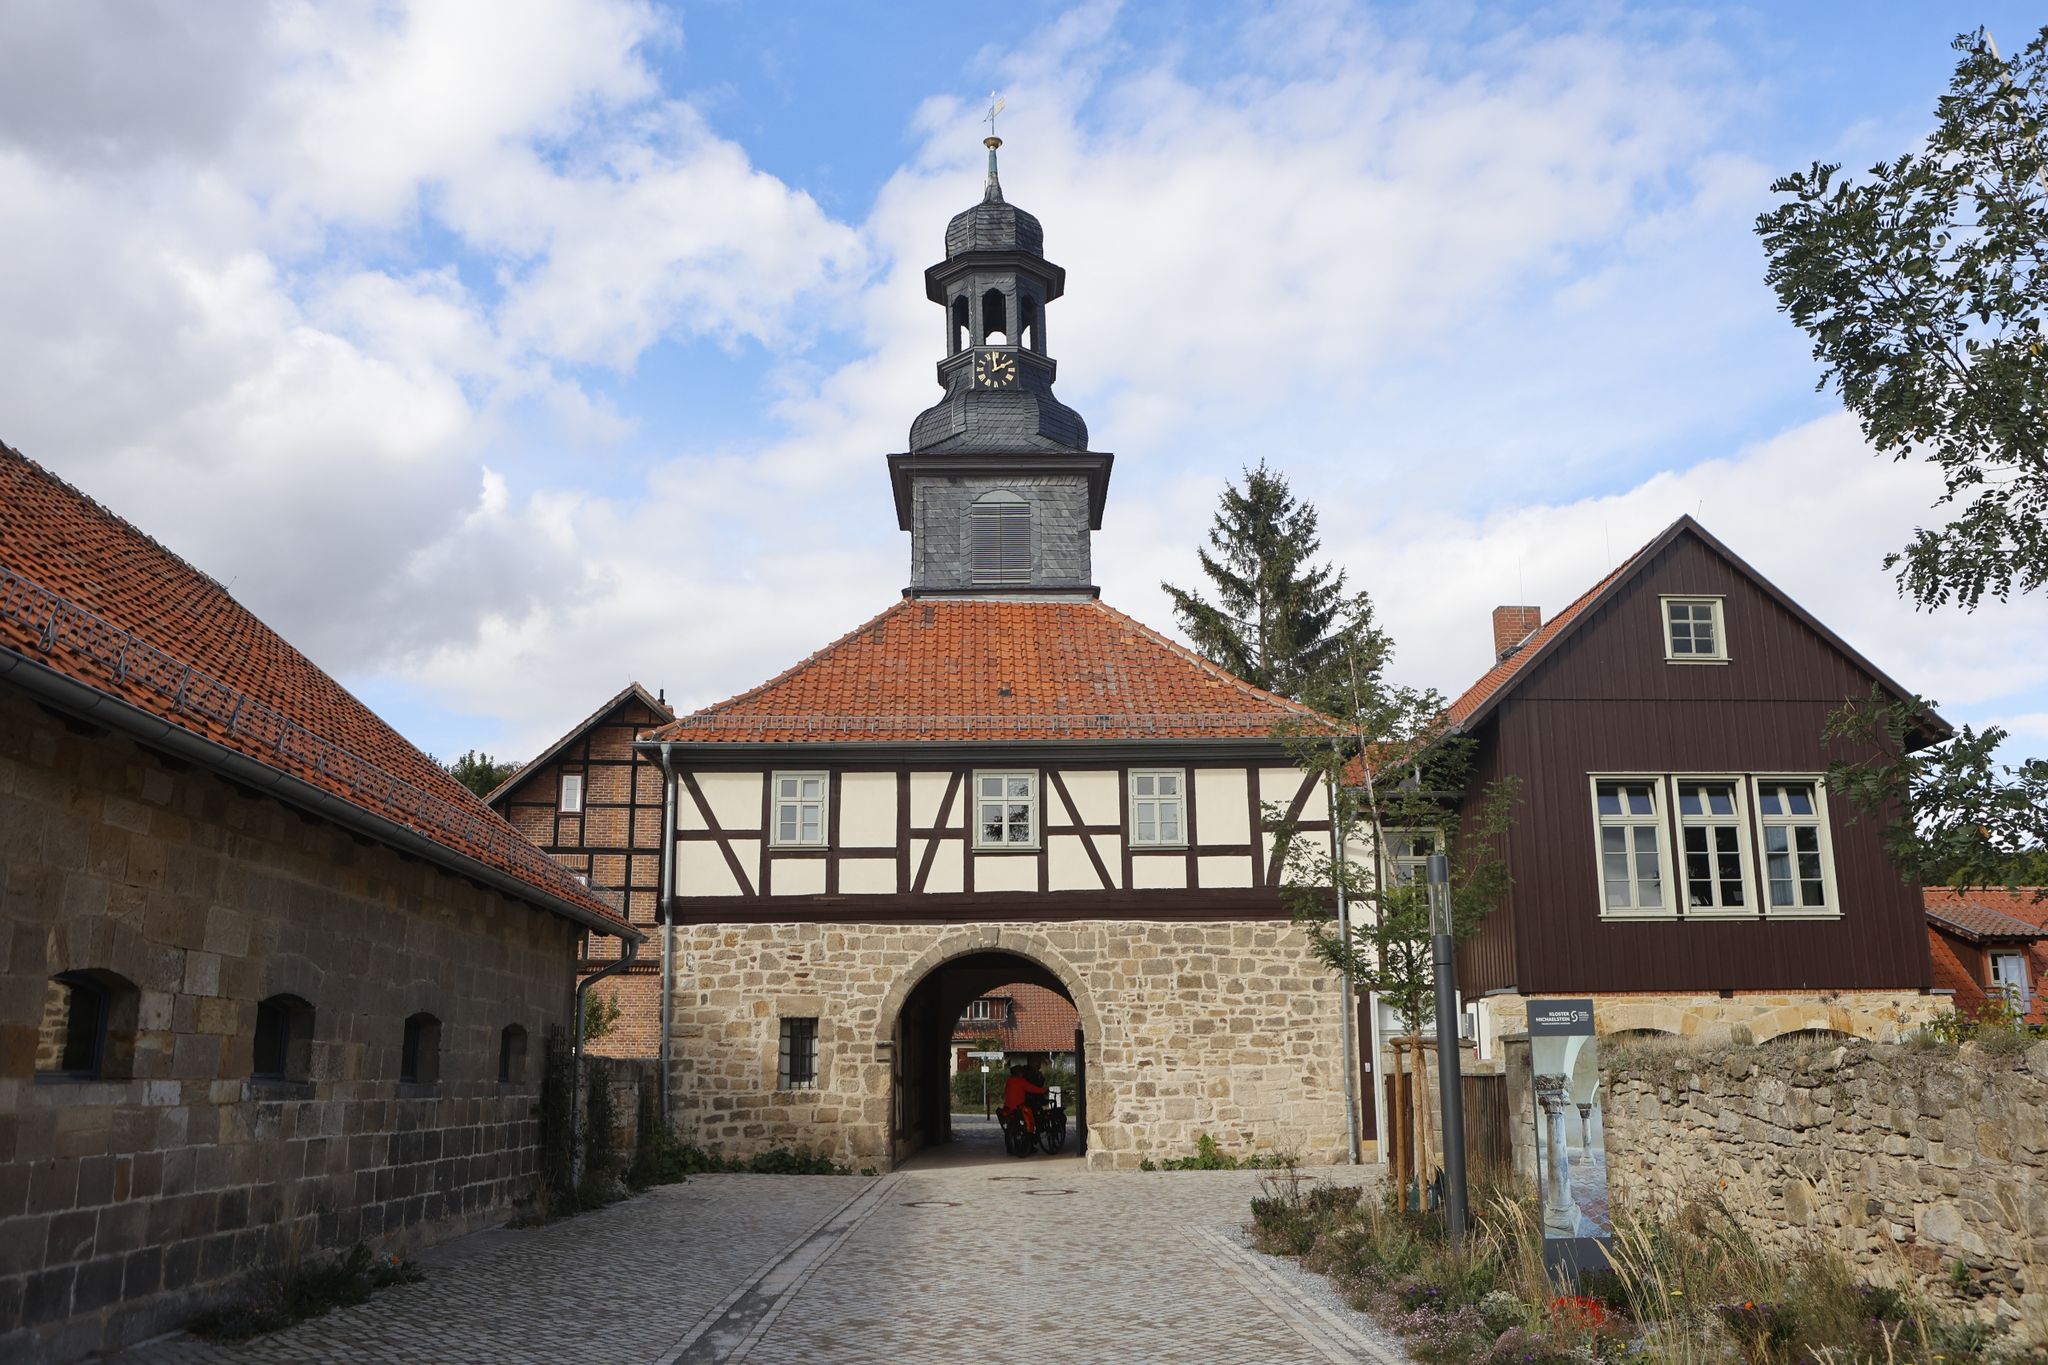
[1526,999,1612,1276]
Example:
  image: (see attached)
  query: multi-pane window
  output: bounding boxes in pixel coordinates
[559,773,584,813]
[1129,770,1186,845]
[965,998,1004,1022]
[1593,780,1668,915]
[1663,597,1727,662]
[1753,780,1833,913]
[1382,830,1437,886]
[1674,780,1751,913]
[1990,952,2031,1012]
[772,772,828,847]
[778,1017,818,1089]
[976,772,1037,847]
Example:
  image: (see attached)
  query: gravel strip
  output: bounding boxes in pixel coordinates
[1227,1226,1420,1365]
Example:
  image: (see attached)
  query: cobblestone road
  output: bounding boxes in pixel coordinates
[122,1126,1406,1364]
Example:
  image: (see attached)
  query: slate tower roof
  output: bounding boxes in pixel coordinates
[892,138,1113,598]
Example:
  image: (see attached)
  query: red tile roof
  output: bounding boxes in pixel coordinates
[1924,887,2048,940]
[646,597,1328,744]
[951,983,1081,1053]
[0,444,633,937]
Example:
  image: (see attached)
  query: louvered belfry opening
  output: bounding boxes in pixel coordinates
[969,496,1031,584]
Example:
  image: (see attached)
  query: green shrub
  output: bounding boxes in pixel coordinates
[187,1245,423,1341]
[1152,1132,1289,1170]
[628,1086,691,1190]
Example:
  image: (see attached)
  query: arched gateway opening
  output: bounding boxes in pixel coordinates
[887,946,1092,1168]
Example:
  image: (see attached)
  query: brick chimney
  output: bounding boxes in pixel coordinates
[1491,605,1542,662]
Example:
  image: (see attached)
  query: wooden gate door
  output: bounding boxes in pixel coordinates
[1074,1028,1087,1156]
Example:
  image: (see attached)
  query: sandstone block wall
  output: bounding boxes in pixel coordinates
[0,693,581,1362]
[1601,1036,2048,1347]
[669,920,1351,1170]
[1474,990,1943,1063]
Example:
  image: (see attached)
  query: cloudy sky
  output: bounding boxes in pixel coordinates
[3,0,2044,768]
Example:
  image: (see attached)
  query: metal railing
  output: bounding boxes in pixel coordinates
[0,560,622,917]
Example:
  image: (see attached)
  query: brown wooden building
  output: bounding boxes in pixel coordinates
[1442,515,1947,1051]
[487,683,671,1057]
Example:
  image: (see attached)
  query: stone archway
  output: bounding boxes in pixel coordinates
[881,930,1103,1168]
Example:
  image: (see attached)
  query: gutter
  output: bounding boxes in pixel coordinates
[572,936,641,1185]
[655,740,678,1129]
[0,646,642,945]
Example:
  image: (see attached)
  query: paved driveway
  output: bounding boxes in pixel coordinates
[125,1127,1406,1364]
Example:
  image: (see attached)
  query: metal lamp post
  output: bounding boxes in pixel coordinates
[1425,851,1470,1244]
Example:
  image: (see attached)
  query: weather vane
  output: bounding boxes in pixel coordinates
[985,92,1005,143]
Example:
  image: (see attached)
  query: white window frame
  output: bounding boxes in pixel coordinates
[559,773,584,814]
[1589,775,1676,919]
[1128,769,1188,847]
[770,771,829,848]
[1379,829,1440,889]
[974,770,1039,849]
[1989,951,2031,1013]
[1749,776,1841,918]
[1670,775,1757,918]
[1660,595,1728,664]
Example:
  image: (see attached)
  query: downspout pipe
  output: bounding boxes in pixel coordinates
[655,741,677,1129]
[1328,774,1361,1165]
[573,936,640,1186]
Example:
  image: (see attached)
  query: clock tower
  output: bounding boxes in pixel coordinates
[888,137,1112,598]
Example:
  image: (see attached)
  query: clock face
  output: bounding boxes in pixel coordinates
[975,350,1018,389]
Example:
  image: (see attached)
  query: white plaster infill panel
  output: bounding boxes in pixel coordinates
[974,854,1036,893]
[838,772,896,846]
[697,771,763,831]
[677,841,742,897]
[1130,854,1187,890]
[923,840,964,893]
[838,857,897,895]
[772,858,827,897]
[910,771,957,827]
[1199,855,1253,889]
[1047,835,1104,891]
[1195,769,1251,845]
[1060,769,1120,826]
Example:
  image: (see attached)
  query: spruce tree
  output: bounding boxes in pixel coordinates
[1161,462,1349,700]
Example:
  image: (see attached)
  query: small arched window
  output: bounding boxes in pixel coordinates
[499,1024,528,1085]
[36,970,138,1081]
[401,1012,442,1086]
[253,994,315,1082]
[1019,296,1038,351]
[951,296,970,354]
[981,288,1008,345]
[969,491,1031,585]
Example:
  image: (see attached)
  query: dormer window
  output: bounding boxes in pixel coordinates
[1662,596,1726,663]
[969,492,1031,584]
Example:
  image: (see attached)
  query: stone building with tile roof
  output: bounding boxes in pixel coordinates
[1924,887,2046,1026]
[0,445,640,1360]
[624,141,1356,1170]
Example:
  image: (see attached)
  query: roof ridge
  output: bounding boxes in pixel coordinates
[1084,599,1328,723]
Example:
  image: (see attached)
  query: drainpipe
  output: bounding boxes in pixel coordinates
[573,935,640,1185]
[1328,774,1361,1165]
[655,742,678,1129]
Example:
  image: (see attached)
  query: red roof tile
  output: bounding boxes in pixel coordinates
[0,444,632,937]
[1924,887,2048,940]
[646,597,1327,744]
[950,983,1081,1053]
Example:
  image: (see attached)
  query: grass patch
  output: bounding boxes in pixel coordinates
[187,1244,423,1341]
[1247,1175,2000,1364]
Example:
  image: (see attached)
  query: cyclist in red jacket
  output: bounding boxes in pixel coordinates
[1001,1063,1046,1133]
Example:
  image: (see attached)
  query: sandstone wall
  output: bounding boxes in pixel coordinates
[669,919,1352,1170]
[1601,1036,2048,1346]
[0,692,582,1361]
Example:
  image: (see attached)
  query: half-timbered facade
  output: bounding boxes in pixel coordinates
[640,141,1353,1169]
[488,683,672,1056]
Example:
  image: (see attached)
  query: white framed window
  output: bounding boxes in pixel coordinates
[1662,596,1727,663]
[1750,777,1839,916]
[1591,777,1673,917]
[1129,770,1187,846]
[1990,951,2031,1012]
[965,998,1001,1022]
[559,773,584,813]
[771,772,828,847]
[1381,830,1438,887]
[975,771,1038,848]
[1673,778,1754,915]
[777,1016,818,1089]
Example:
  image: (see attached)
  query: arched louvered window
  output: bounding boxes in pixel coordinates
[969,491,1031,585]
